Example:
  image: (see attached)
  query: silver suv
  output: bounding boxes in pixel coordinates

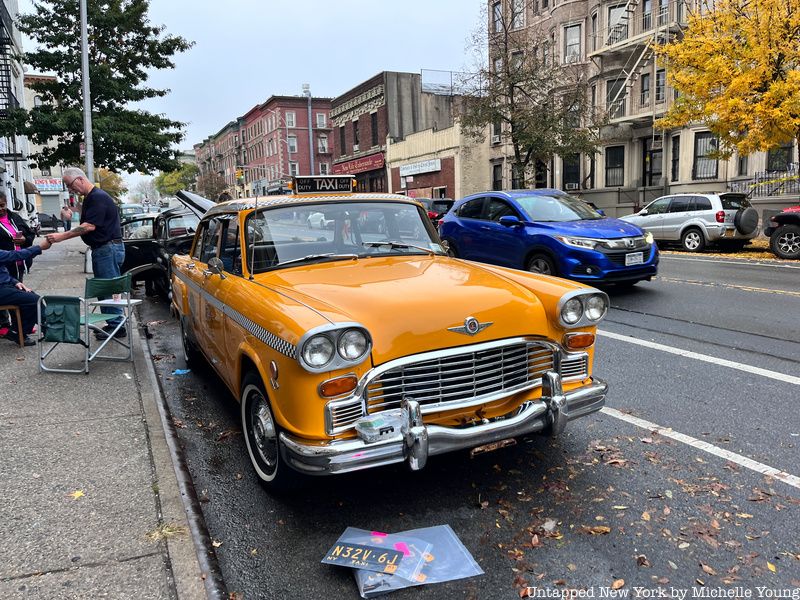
[620,193,759,252]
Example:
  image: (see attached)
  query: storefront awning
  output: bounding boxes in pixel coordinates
[23,180,39,194]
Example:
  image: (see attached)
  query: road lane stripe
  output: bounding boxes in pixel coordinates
[598,330,800,386]
[655,276,800,297]
[661,255,800,269]
[601,407,800,491]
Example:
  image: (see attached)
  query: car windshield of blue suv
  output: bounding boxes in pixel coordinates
[516,195,604,222]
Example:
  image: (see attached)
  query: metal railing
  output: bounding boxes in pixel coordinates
[729,168,800,197]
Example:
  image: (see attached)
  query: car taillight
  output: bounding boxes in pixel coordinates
[715,211,725,223]
[428,210,439,219]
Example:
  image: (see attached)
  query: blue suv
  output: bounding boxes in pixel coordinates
[439,190,659,285]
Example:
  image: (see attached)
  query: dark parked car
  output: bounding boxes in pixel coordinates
[121,207,200,297]
[764,205,800,259]
[439,189,659,286]
[37,212,61,233]
[416,198,455,227]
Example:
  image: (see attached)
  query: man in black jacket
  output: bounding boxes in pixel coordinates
[0,239,52,346]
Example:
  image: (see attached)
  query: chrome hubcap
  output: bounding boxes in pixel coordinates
[529,259,552,274]
[778,232,800,255]
[249,392,278,472]
[684,233,701,250]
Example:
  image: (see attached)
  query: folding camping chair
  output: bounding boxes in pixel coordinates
[38,274,142,373]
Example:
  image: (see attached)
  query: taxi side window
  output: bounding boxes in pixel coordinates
[219,219,241,275]
[190,222,206,260]
[199,219,221,263]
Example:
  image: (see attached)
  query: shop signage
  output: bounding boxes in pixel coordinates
[399,159,441,177]
[333,153,385,175]
[34,178,63,192]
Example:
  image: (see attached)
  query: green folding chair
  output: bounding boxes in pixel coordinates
[38,274,142,373]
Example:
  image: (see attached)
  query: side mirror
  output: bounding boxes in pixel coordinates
[639,209,649,216]
[499,215,523,228]
[207,257,227,279]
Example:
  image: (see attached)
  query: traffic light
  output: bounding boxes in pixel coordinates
[235,168,244,184]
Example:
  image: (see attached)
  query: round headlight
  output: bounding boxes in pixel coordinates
[302,335,335,368]
[337,329,368,361]
[585,294,608,321]
[561,297,583,325]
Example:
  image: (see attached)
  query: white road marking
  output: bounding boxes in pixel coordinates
[601,407,800,490]
[661,254,800,269]
[598,330,800,386]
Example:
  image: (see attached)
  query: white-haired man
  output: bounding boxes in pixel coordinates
[48,167,126,339]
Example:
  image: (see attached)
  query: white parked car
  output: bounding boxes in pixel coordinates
[620,193,759,252]
[307,211,335,229]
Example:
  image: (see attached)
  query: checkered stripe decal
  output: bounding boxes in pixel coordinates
[174,270,297,359]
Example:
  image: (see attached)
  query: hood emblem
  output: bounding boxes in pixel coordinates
[448,316,493,336]
[625,238,635,248]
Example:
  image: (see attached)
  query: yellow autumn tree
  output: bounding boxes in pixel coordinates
[655,0,800,157]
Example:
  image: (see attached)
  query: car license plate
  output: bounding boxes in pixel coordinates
[625,252,644,266]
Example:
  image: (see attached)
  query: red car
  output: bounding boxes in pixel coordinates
[764,205,800,259]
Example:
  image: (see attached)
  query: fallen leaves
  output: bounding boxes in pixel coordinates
[67,490,84,500]
[579,525,611,535]
[611,578,625,590]
[146,522,188,542]
[700,562,718,576]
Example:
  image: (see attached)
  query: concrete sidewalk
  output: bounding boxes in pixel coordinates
[0,237,206,599]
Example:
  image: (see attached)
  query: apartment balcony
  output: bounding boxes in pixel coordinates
[600,88,672,128]
[588,0,687,60]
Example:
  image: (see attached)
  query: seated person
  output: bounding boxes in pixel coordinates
[0,239,52,346]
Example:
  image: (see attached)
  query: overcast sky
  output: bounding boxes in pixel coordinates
[20,0,484,186]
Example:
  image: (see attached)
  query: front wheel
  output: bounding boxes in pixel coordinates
[770,224,800,259]
[681,228,706,252]
[180,316,202,366]
[241,372,299,491]
[526,253,557,275]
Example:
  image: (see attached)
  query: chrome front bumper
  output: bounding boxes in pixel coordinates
[279,373,607,475]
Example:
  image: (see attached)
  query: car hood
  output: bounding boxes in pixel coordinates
[534,218,644,238]
[258,256,552,365]
[176,190,215,219]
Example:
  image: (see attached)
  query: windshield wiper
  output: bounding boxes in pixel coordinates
[278,253,358,267]
[362,241,438,255]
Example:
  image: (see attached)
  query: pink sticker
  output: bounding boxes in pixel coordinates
[371,531,388,537]
[394,542,411,556]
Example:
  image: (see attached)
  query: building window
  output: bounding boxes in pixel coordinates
[511,51,524,72]
[371,112,379,147]
[33,95,43,107]
[288,135,297,153]
[289,161,299,176]
[316,113,326,128]
[607,79,626,119]
[352,120,360,152]
[655,69,666,102]
[542,0,548,9]
[642,0,652,29]
[534,160,548,188]
[767,142,794,172]
[339,126,346,155]
[41,166,51,176]
[318,134,328,153]
[319,163,329,175]
[564,24,581,63]
[285,111,296,127]
[605,146,625,187]
[492,1,502,32]
[671,135,680,181]
[492,163,503,190]
[563,154,581,190]
[492,119,502,143]
[511,164,524,188]
[693,132,718,179]
[608,5,628,44]
[511,0,525,28]
[640,72,651,107]
[591,13,598,51]
[737,153,748,177]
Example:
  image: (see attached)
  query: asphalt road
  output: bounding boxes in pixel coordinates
[140,253,800,599]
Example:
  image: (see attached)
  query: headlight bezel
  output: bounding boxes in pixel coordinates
[556,235,600,250]
[557,289,610,328]
[297,323,372,373]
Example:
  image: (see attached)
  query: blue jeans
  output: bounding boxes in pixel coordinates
[91,241,126,327]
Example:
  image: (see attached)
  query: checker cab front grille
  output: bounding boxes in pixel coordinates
[325,337,589,435]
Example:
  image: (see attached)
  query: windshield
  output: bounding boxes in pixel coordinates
[515,194,603,222]
[244,201,442,273]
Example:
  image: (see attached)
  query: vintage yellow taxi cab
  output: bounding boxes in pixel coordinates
[171,176,609,489]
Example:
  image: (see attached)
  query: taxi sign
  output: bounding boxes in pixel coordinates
[293,175,354,195]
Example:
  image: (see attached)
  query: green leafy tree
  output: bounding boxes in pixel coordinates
[196,172,228,201]
[95,167,127,198]
[656,0,800,157]
[457,0,603,187]
[154,163,199,195]
[1,0,193,172]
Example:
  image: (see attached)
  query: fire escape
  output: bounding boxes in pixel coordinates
[0,1,18,120]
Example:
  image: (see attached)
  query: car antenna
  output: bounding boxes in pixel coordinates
[249,190,258,281]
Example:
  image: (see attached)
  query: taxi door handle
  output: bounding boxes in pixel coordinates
[186,263,195,270]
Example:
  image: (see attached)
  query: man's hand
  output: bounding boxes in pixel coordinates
[45,232,62,243]
[12,235,25,245]
[15,282,32,292]
[39,239,52,251]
